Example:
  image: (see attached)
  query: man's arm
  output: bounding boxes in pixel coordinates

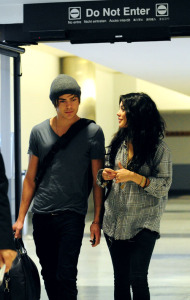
[90,158,104,247]
[13,154,39,238]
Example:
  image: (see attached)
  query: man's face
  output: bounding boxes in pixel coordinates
[56,94,80,120]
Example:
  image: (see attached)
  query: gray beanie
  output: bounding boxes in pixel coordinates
[49,74,81,104]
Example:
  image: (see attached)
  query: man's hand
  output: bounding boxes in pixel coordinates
[12,220,23,239]
[0,249,17,272]
[90,223,101,247]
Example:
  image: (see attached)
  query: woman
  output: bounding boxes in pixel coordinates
[97,93,172,300]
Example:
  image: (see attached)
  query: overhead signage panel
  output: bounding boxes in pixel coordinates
[2,0,190,46]
[1,0,188,45]
[67,2,170,29]
[24,0,178,32]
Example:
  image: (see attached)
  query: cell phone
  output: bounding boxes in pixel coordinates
[90,237,96,245]
[0,264,6,286]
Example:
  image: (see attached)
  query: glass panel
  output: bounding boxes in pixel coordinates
[0,54,15,222]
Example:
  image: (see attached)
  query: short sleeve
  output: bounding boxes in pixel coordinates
[89,127,105,159]
[27,128,39,157]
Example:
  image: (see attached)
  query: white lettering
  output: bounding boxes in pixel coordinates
[109,19,119,23]
[140,9,146,15]
[72,21,81,24]
[103,8,120,17]
[86,9,93,17]
[86,8,100,17]
[93,20,107,23]
[124,7,130,16]
[94,10,100,17]
[123,7,150,16]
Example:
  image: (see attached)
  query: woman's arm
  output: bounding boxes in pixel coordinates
[143,147,172,198]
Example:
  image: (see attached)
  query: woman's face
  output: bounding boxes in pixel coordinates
[117,102,127,128]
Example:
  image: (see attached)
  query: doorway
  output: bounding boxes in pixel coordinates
[0,44,24,222]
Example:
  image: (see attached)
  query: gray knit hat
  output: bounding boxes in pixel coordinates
[49,74,81,104]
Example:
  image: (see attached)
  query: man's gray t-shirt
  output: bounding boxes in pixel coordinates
[28,119,105,215]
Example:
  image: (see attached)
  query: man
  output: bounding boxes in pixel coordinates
[13,74,105,300]
[0,152,17,273]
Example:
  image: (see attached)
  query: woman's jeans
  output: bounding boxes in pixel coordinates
[32,210,85,300]
[105,229,158,300]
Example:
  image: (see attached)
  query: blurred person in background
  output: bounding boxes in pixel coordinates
[0,152,17,274]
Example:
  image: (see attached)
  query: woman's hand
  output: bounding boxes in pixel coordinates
[102,168,116,181]
[115,162,133,183]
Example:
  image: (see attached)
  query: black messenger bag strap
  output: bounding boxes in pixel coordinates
[35,118,95,189]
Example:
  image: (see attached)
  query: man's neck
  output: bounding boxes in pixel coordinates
[51,115,80,136]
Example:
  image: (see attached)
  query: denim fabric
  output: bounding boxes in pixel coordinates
[105,229,158,300]
[32,210,85,300]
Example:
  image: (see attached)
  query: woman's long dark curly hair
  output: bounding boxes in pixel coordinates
[107,93,166,172]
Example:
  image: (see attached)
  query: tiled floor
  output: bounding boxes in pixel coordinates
[23,194,190,300]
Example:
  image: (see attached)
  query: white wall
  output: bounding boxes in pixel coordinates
[163,113,190,164]
[136,79,190,112]
[95,67,115,147]
[136,79,190,165]
[95,70,138,147]
[113,73,137,131]
[21,45,60,169]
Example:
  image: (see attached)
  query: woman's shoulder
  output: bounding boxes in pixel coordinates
[157,140,170,152]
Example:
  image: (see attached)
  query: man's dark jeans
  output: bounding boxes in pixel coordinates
[32,210,85,300]
[105,229,158,300]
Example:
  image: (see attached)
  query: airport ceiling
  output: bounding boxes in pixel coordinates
[0,0,190,97]
[47,38,190,97]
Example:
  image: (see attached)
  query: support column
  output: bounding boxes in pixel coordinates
[61,56,96,120]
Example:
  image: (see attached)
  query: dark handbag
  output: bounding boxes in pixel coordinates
[35,118,95,196]
[0,237,41,300]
